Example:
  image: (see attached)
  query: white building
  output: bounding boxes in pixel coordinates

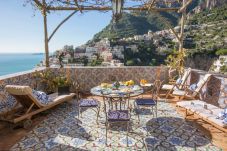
[74,53,86,59]
[134,35,144,41]
[126,45,138,53]
[112,46,124,59]
[101,51,113,62]
[86,47,98,53]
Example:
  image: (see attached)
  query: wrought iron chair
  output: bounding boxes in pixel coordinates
[74,81,100,124]
[102,92,131,146]
[134,80,162,123]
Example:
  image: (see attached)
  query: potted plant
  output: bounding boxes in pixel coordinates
[54,76,71,95]
[32,69,56,94]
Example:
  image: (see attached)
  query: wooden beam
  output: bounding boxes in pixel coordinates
[46,6,180,12]
[48,10,77,42]
[153,13,181,42]
[178,0,193,13]
[42,0,49,67]
[33,0,43,8]
[74,0,82,13]
[178,0,187,75]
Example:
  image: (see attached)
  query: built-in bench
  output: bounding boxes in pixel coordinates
[177,100,227,132]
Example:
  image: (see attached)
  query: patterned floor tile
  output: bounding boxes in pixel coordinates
[11,99,222,151]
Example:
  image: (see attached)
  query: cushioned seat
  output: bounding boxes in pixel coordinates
[172,89,186,96]
[79,99,98,107]
[162,84,174,90]
[108,110,129,121]
[177,100,227,128]
[135,98,156,106]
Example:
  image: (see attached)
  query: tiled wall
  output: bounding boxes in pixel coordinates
[0,66,168,114]
[50,66,169,92]
[0,67,226,115]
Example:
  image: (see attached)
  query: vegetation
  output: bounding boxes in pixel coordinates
[165,49,186,75]
[188,4,227,24]
[123,41,167,66]
[220,65,227,73]
[92,12,178,41]
[32,69,56,93]
[216,49,227,55]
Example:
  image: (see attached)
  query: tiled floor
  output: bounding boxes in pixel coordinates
[11,98,221,151]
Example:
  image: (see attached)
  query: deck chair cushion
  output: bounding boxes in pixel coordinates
[162,84,174,90]
[189,83,197,91]
[176,78,182,84]
[32,90,52,105]
[0,101,7,113]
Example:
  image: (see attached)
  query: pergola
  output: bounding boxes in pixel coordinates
[31,0,192,67]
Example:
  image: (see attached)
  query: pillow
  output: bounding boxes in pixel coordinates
[216,108,227,124]
[32,90,52,105]
[176,78,182,84]
[189,83,197,91]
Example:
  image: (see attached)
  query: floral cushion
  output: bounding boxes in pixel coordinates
[0,94,17,114]
[189,83,197,91]
[108,110,129,121]
[79,99,98,107]
[176,78,182,85]
[0,101,7,113]
[32,90,52,106]
[216,108,227,125]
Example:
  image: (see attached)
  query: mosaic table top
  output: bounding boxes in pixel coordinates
[90,84,144,98]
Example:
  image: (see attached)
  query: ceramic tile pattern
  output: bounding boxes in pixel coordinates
[11,99,221,151]
[0,67,168,114]
[0,67,227,114]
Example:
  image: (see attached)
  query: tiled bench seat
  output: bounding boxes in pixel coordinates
[177,100,227,132]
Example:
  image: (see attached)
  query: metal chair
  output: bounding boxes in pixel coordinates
[74,82,100,124]
[102,92,131,146]
[134,80,162,123]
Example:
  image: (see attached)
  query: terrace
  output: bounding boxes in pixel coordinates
[0,66,226,150]
[0,0,227,150]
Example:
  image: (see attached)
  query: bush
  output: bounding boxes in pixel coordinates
[220,65,227,73]
[216,49,227,55]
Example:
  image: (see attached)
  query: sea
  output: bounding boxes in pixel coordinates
[0,53,44,76]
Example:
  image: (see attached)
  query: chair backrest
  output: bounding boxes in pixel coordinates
[152,80,162,100]
[192,74,212,96]
[5,85,43,108]
[179,68,191,89]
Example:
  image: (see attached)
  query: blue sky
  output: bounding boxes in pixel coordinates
[0,1,112,53]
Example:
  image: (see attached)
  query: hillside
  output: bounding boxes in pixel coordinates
[87,0,227,70]
[92,12,178,42]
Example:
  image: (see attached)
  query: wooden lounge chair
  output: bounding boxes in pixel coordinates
[162,68,191,91]
[2,85,75,128]
[172,74,212,100]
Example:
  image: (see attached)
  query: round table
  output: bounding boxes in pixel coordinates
[90,84,144,98]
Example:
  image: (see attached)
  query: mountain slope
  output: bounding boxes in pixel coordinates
[92,12,178,41]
